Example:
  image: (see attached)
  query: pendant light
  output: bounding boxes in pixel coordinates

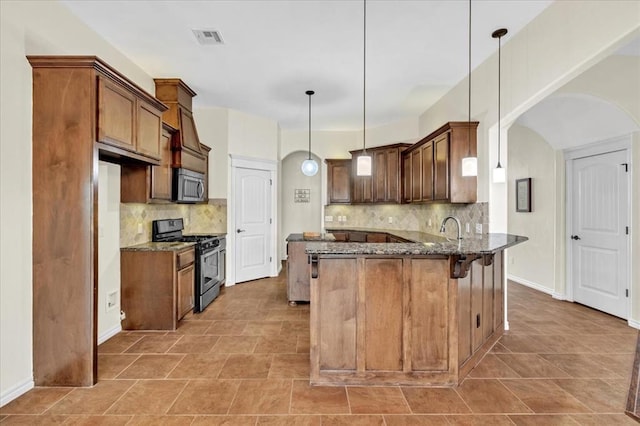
[461,0,477,177]
[492,28,508,183]
[301,90,319,176]
[356,0,372,176]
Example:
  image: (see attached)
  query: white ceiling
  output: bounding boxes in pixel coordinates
[61,0,553,131]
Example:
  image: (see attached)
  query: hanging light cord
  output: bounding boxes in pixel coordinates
[497,33,502,167]
[467,0,471,157]
[308,92,312,160]
[362,0,367,154]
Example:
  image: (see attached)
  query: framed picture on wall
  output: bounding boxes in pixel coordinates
[516,178,532,212]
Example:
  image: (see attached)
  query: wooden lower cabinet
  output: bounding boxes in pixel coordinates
[121,246,195,330]
[286,241,310,303]
[310,251,504,386]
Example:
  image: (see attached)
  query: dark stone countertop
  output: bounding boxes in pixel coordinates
[308,228,527,256]
[121,241,196,252]
[286,233,336,242]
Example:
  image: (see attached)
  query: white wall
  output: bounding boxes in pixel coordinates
[279,151,323,260]
[98,162,121,343]
[193,106,229,199]
[0,0,155,405]
[228,109,280,161]
[506,126,556,293]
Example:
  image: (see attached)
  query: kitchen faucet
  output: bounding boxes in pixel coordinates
[440,216,462,240]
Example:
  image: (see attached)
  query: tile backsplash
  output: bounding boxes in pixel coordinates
[120,200,227,247]
[324,202,488,240]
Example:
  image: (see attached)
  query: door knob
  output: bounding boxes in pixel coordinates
[237,229,246,233]
[570,235,581,240]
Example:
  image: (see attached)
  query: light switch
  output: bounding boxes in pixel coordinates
[325,216,333,222]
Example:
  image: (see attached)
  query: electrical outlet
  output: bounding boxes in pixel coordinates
[343,216,348,222]
[107,291,118,312]
[465,223,470,233]
[337,216,343,222]
[388,217,393,224]
[475,223,483,234]
[325,215,333,222]
[137,223,143,234]
[428,219,432,227]
[184,217,190,226]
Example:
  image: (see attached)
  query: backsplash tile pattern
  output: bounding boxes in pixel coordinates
[120,200,227,247]
[324,202,488,240]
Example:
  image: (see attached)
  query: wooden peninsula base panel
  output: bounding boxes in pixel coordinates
[309,251,504,387]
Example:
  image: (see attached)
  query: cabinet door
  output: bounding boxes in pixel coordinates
[287,242,310,302]
[150,127,173,200]
[327,160,352,204]
[179,108,202,153]
[411,150,422,201]
[177,264,195,320]
[434,134,449,200]
[403,152,412,203]
[97,76,135,151]
[373,150,387,202]
[136,101,162,160]
[381,148,402,203]
[421,142,434,201]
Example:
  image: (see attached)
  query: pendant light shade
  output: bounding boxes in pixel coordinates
[356,0,372,177]
[492,27,508,184]
[461,0,477,177]
[301,90,318,177]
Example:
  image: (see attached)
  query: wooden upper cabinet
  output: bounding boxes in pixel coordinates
[402,121,478,204]
[351,144,410,204]
[179,108,201,153]
[150,124,175,200]
[403,153,412,203]
[433,134,449,200]
[97,75,165,162]
[326,159,352,204]
[97,77,136,151]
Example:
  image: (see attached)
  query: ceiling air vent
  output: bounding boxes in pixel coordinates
[192,29,224,45]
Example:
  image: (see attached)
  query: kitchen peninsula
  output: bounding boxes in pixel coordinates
[305,229,527,387]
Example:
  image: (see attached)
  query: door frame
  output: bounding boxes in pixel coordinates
[564,135,632,320]
[228,154,279,286]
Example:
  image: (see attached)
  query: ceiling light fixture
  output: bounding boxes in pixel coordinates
[301,90,319,176]
[492,27,508,183]
[356,0,372,177]
[461,0,477,177]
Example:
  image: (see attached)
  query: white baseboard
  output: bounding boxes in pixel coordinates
[629,319,640,329]
[507,275,555,295]
[98,324,122,345]
[1,378,34,408]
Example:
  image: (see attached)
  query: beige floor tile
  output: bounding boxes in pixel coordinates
[320,414,385,425]
[168,353,229,379]
[444,414,516,425]
[269,354,310,379]
[191,415,258,425]
[173,321,214,335]
[218,354,272,379]
[384,415,451,425]
[98,335,144,354]
[106,380,188,415]
[289,380,349,414]
[495,354,571,378]
[124,335,182,354]
[242,321,284,336]
[538,354,619,378]
[0,388,72,415]
[0,415,70,424]
[116,354,184,379]
[347,386,411,414]
[401,387,470,414]
[228,379,292,415]
[168,335,220,353]
[167,379,240,415]
[206,320,248,336]
[126,415,195,425]
[46,380,135,415]
[213,336,260,353]
[254,335,298,354]
[468,354,520,379]
[98,354,139,380]
[456,379,531,414]
[552,378,628,412]
[257,414,321,425]
[569,413,640,425]
[500,379,590,414]
[507,414,579,425]
[62,414,132,425]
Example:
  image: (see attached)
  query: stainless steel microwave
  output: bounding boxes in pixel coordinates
[173,168,205,203]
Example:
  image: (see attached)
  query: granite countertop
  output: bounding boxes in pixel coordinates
[308,228,527,256]
[121,241,196,252]
[287,233,336,242]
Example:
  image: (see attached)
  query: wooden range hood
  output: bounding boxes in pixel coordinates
[154,78,208,174]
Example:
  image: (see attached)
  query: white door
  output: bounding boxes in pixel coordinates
[234,167,272,283]
[571,149,629,318]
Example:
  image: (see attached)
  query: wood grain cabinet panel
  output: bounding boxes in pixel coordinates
[326,159,352,204]
[177,263,195,320]
[287,241,310,303]
[98,77,136,151]
[136,101,163,159]
[402,122,477,204]
[350,144,410,204]
[150,125,174,200]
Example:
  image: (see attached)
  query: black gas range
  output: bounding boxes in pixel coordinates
[152,219,226,312]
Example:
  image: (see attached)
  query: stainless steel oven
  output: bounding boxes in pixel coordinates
[197,236,226,312]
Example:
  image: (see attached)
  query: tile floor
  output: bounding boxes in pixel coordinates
[1,271,638,425]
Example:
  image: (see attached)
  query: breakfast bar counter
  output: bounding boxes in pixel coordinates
[305,232,527,387]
